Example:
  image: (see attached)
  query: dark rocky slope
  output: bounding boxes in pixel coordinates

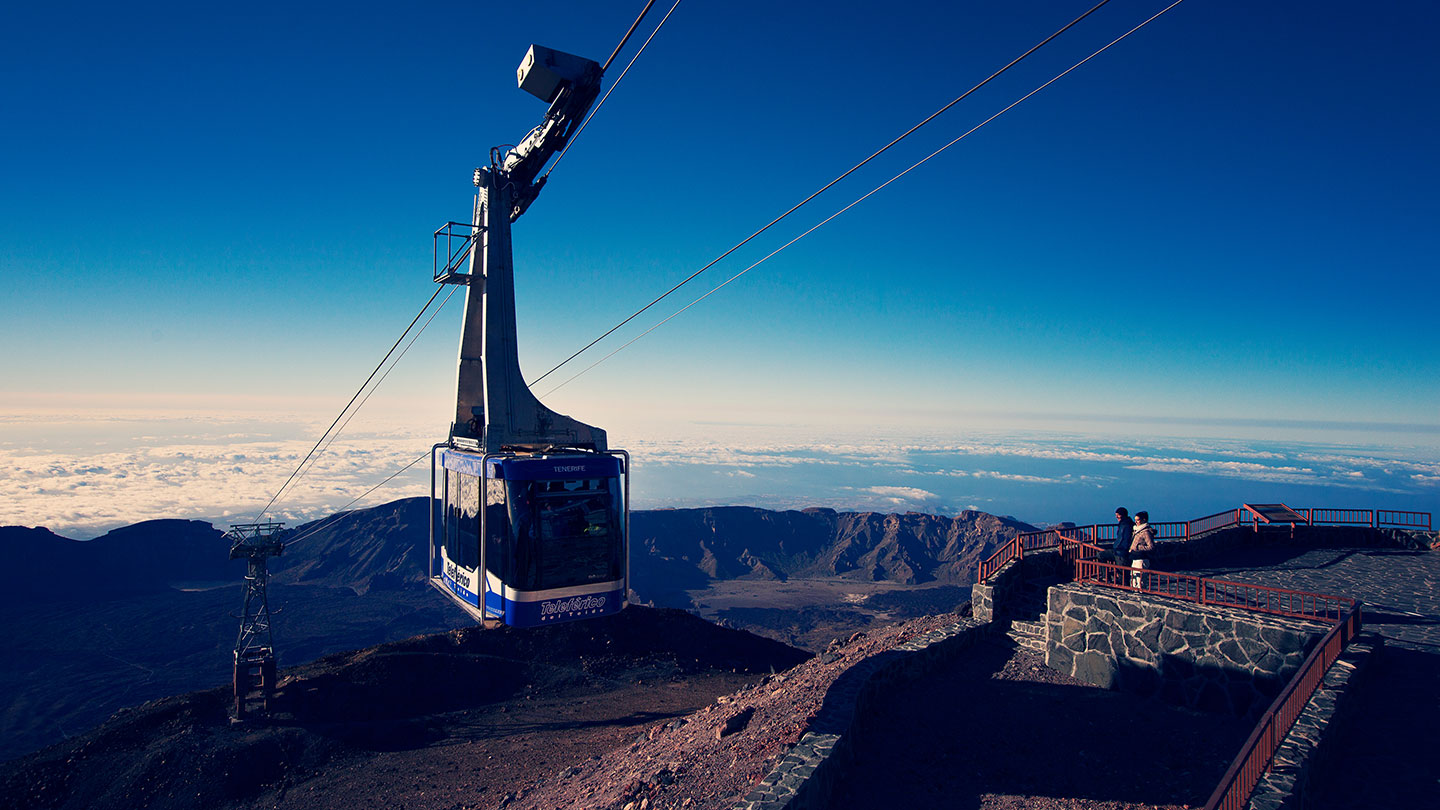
[0,607,807,810]
[0,501,1031,761]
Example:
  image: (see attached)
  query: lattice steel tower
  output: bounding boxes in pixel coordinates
[227,521,285,719]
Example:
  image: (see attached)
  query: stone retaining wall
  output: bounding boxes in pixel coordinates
[731,617,987,810]
[1246,633,1381,810]
[1045,584,1327,718]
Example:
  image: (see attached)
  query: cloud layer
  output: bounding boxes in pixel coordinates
[4,413,1436,538]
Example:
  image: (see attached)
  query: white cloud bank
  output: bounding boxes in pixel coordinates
[4,412,1436,538]
[1,412,433,538]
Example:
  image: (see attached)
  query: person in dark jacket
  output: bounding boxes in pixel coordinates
[1113,507,1134,563]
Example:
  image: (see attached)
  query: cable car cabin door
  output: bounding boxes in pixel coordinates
[432,448,628,627]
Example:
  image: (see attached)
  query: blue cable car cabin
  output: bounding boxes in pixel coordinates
[427,43,627,627]
[433,448,628,627]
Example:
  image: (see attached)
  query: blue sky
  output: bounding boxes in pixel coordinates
[2,1,1438,534]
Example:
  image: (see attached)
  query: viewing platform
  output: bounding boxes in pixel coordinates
[968,503,1436,810]
[738,503,1437,810]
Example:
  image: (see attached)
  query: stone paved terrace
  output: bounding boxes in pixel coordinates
[825,541,1438,810]
[1174,544,1440,808]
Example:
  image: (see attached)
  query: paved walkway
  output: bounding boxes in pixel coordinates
[1177,544,1440,809]
[1178,545,1440,652]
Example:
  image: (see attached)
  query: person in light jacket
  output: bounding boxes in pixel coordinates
[1129,510,1156,588]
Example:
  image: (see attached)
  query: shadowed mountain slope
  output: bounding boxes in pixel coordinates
[0,521,233,604]
[0,500,1030,762]
[0,607,808,810]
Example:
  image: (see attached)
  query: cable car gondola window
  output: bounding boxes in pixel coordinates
[444,470,460,567]
[445,471,480,570]
[459,472,481,570]
[504,476,622,592]
[484,477,506,578]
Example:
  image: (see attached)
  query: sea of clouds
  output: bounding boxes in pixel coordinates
[630,426,1440,526]
[3,411,1436,539]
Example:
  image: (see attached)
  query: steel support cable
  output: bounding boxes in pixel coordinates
[280,286,459,522]
[527,0,1115,388]
[603,0,659,72]
[282,451,430,549]
[312,284,461,464]
[539,0,1189,398]
[543,0,684,181]
[254,284,444,522]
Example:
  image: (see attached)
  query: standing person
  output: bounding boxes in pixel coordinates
[1113,507,1134,564]
[1130,510,1155,588]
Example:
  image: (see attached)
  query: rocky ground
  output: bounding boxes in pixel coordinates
[0,607,808,810]
[16,543,1422,810]
[1,603,1259,810]
[507,613,967,809]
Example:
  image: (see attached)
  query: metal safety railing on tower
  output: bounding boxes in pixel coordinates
[433,221,484,285]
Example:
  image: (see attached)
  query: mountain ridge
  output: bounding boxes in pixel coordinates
[0,500,1032,762]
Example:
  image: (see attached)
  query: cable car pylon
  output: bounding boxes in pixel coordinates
[227,521,285,720]
[427,44,630,628]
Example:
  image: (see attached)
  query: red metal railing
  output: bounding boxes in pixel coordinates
[978,527,1104,582]
[1300,508,1432,530]
[1378,509,1432,530]
[1019,525,1094,549]
[1057,535,1104,576]
[1154,521,1188,540]
[1204,604,1363,810]
[976,504,1433,584]
[1304,508,1373,526]
[977,535,1023,582]
[1073,560,1356,623]
[1187,508,1242,538]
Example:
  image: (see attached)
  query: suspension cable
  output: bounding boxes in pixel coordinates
[312,285,461,464]
[282,451,430,548]
[538,0,1189,397]
[254,285,443,522]
[603,0,658,72]
[267,1,1187,535]
[528,0,1115,387]
[544,0,685,181]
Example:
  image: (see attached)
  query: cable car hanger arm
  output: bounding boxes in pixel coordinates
[493,45,604,222]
